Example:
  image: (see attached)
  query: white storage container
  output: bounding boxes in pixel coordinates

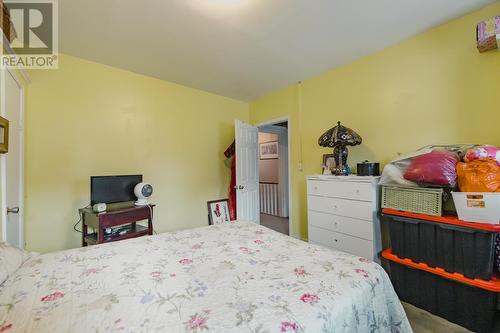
[451,192,500,224]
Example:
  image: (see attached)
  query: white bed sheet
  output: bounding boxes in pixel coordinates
[0,221,411,332]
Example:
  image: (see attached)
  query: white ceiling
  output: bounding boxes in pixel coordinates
[59,0,495,101]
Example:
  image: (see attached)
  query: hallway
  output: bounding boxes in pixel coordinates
[260,213,289,235]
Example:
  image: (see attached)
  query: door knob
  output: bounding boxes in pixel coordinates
[7,207,19,214]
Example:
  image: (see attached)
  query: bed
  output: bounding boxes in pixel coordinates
[0,221,411,332]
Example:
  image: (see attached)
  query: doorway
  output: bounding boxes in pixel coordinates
[257,119,290,235]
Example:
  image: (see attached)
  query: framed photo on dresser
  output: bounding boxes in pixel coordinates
[207,199,231,225]
[322,153,336,174]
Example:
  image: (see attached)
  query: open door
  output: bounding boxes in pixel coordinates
[235,120,259,223]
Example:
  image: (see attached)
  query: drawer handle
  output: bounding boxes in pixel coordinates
[356,189,360,195]
[334,239,338,242]
[333,221,338,227]
[314,186,318,190]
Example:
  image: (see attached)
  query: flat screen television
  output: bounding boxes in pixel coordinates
[90,175,142,205]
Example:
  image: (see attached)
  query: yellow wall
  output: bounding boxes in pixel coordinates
[250,2,500,240]
[21,2,500,250]
[25,54,248,253]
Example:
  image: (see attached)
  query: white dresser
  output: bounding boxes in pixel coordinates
[307,175,381,262]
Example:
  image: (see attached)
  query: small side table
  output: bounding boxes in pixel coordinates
[80,204,154,246]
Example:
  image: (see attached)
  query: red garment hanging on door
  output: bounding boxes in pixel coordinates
[224,141,237,220]
[228,157,236,220]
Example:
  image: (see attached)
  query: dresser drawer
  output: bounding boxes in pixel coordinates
[309,225,374,259]
[308,210,373,240]
[307,180,373,201]
[308,195,373,221]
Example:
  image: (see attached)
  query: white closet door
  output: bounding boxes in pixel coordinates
[3,69,24,248]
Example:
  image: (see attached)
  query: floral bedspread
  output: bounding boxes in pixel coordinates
[0,221,411,333]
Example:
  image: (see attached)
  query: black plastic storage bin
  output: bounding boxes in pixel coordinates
[385,257,498,333]
[383,212,497,280]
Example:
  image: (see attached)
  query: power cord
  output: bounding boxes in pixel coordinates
[147,204,157,235]
[73,204,91,233]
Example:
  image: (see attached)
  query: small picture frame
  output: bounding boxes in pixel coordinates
[322,154,336,174]
[207,199,231,225]
[260,141,278,160]
[0,116,9,154]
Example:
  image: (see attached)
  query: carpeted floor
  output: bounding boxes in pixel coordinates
[403,302,472,333]
[260,213,289,235]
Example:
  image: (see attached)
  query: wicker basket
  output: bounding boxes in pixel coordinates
[477,35,498,53]
[381,186,443,216]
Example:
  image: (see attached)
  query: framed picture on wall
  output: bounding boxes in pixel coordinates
[0,116,9,154]
[260,141,278,159]
[207,199,231,225]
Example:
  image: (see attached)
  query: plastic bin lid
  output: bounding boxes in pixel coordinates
[382,249,500,292]
[382,208,500,232]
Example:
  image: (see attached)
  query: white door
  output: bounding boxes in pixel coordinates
[3,70,24,248]
[235,120,259,223]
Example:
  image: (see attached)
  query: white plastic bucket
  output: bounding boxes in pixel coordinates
[451,192,500,224]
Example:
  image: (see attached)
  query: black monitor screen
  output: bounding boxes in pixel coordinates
[90,175,142,205]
